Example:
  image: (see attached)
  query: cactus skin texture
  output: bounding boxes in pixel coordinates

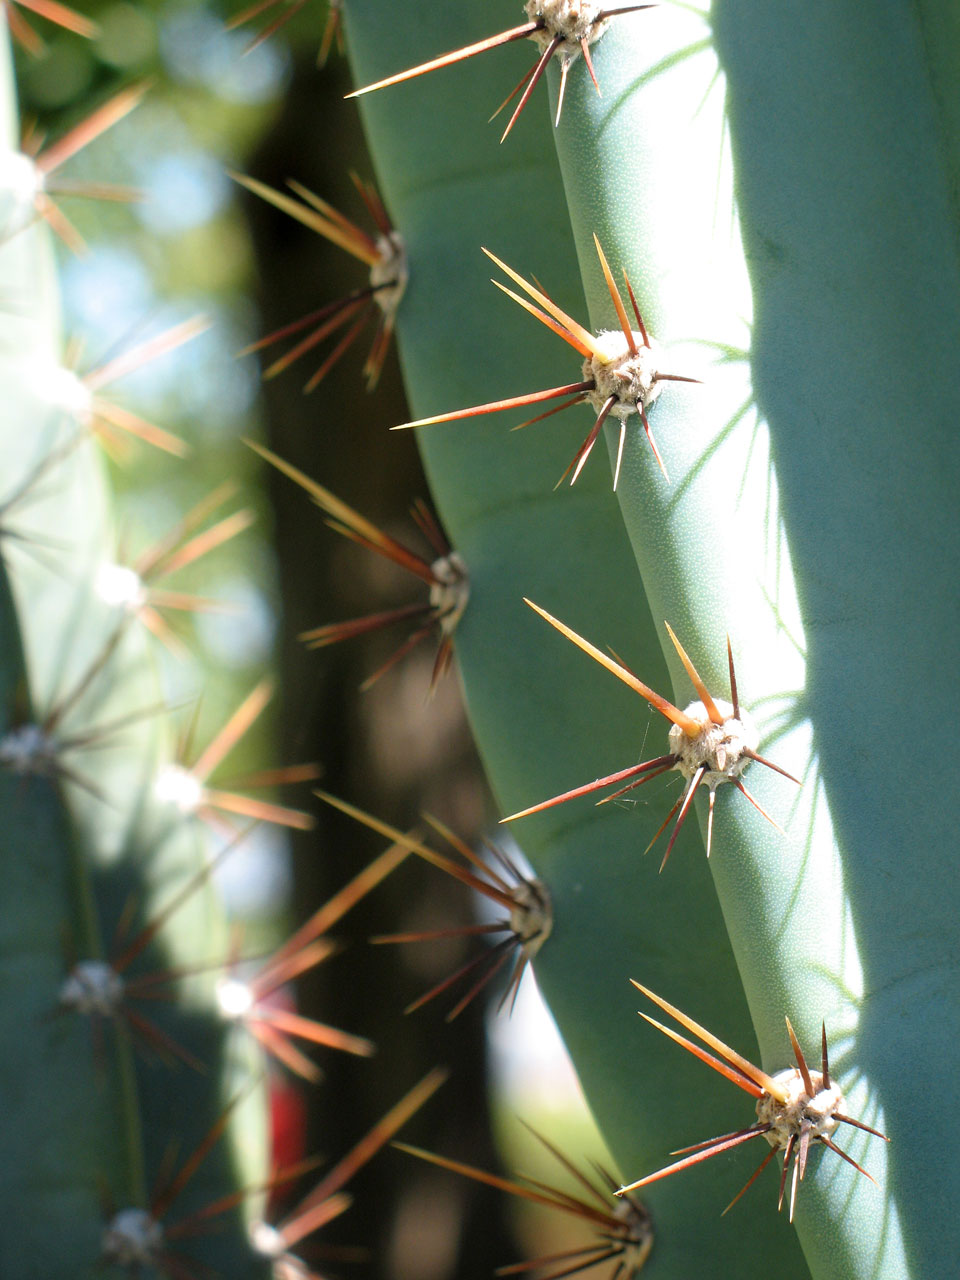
[343,1,960,1278]
[0,26,269,1280]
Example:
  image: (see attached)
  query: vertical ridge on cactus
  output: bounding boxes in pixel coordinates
[530,4,959,1270]
[338,1,813,1272]
[0,12,274,1273]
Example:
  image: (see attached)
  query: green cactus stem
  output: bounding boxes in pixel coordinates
[339,1,811,1275]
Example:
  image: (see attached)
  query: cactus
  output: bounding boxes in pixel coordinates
[0,13,456,1277]
[285,1,955,1278]
[7,1,959,1278]
[0,29,278,1275]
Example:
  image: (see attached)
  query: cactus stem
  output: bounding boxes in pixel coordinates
[506,602,798,864]
[395,1128,654,1279]
[346,2,656,137]
[620,983,887,1221]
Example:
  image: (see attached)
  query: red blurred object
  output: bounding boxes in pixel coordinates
[268,1037,308,1210]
